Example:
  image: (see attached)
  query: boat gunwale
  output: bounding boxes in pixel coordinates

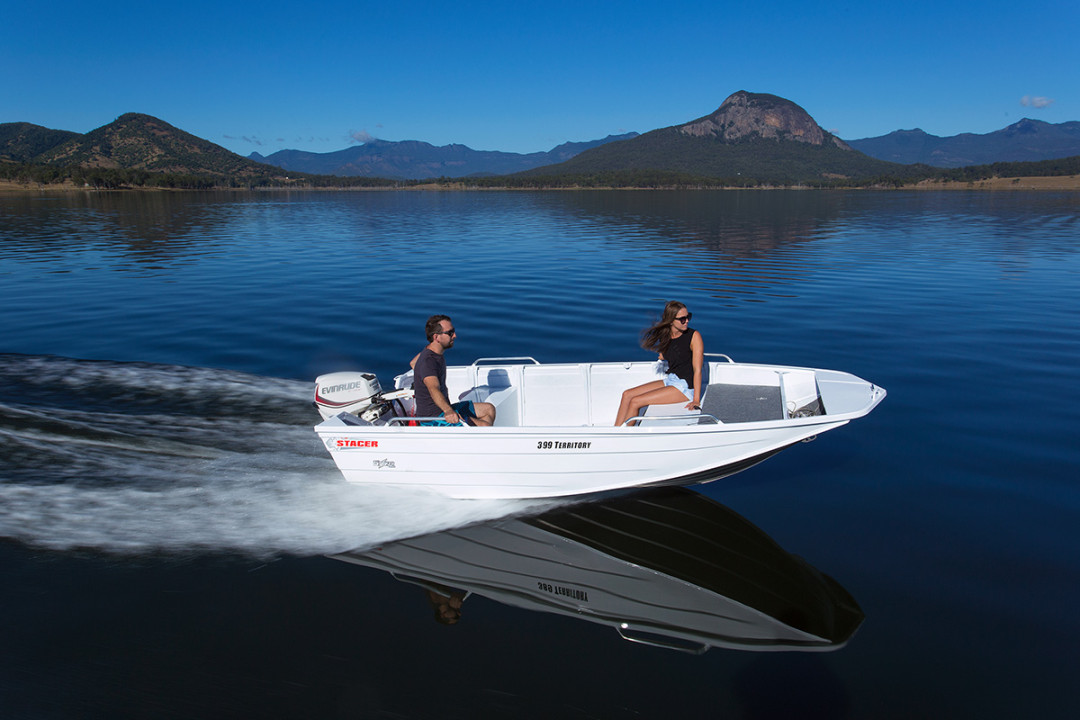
[314,414,858,435]
[365,357,886,433]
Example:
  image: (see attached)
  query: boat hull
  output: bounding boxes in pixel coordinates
[315,417,849,499]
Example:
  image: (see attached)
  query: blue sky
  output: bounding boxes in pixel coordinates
[5,0,1076,156]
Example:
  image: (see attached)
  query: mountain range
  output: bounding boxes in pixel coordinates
[249,134,638,179]
[245,94,1080,180]
[4,93,1079,187]
[847,119,1080,167]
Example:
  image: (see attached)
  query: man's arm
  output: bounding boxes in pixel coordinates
[423,375,459,422]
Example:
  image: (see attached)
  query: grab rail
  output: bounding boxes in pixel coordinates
[704,353,735,363]
[471,357,540,365]
[620,414,720,426]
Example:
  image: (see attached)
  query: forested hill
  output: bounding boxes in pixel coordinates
[32,113,281,178]
[0,113,369,188]
[0,122,80,162]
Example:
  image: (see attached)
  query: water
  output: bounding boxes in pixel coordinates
[1,189,1078,718]
[0,355,546,555]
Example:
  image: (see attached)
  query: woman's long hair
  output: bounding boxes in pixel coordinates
[640,301,686,355]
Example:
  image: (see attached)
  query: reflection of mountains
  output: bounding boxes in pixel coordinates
[332,487,863,653]
[559,190,846,257]
[0,191,245,267]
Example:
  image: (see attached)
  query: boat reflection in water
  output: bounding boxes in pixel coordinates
[330,487,863,654]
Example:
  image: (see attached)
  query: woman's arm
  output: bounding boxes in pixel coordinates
[689,331,704,408]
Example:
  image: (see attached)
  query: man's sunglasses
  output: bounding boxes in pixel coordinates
[435,328,456,336]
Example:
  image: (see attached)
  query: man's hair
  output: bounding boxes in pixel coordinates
[425,314,452,342]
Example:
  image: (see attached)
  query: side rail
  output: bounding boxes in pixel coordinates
[471,357,540,365]
[705,353,735,363]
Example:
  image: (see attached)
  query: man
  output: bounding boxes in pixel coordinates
[412,315,496,426]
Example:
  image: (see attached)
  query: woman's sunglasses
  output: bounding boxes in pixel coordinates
[674,313,692,323]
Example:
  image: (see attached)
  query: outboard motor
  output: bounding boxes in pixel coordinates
[314,372,384,421]
[314,372,413,422]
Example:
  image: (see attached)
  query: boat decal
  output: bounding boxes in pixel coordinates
[323,436,379,450]
[537,440,593,450]
[320,379,373,395]
[372,459,396,469]
[337,439,379,448]
[537,581,589,603]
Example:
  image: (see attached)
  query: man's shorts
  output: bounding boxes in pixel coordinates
[419,401,478,426]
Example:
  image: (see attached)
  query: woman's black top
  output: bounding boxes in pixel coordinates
[664,328,696,388]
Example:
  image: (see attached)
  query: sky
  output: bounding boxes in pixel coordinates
[4,0,1077,157]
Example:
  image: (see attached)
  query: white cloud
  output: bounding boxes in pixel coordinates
[1020,95,1054,109]
[349,129,377,144]
[223,134,263,145]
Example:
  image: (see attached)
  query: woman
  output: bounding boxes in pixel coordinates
[614,301,704,426]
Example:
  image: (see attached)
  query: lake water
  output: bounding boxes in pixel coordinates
[1,189,1078,718]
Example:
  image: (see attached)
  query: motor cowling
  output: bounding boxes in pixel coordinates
[314,372,383,420]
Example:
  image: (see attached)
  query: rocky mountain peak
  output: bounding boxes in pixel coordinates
[1005,118,1043,135]
[679,91,850,150]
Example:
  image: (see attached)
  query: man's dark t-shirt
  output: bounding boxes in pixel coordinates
[413,348,447,417]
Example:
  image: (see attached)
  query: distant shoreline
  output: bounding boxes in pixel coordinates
[3,176,1079,193]
[910,175,1080,191]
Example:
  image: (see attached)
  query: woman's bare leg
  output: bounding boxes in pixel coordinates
[615,380,670,426]
[616,385,690,426]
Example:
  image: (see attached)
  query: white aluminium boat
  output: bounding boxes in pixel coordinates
[313,354,885,500]
[330,487,864,653]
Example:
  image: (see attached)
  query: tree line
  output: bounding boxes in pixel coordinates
[4,154,1077,191]
[0,162,402,189]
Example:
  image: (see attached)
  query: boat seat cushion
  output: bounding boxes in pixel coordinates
[642,401,699,416]
[639,401,701,427]
[700,384,784,423]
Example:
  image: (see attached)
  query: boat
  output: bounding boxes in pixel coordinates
[313,354,885,499]
[330,486,865,653]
